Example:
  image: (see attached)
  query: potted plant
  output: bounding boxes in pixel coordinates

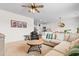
[66,44,79,56]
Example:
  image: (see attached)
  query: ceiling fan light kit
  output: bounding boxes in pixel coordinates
[22,3,44,13]
[29,9,36,13]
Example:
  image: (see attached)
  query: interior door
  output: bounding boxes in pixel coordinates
[0,33,5,56]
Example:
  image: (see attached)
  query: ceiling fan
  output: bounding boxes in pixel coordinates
[22,3,44,13]
[58,17,65,28]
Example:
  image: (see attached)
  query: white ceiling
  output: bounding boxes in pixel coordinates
[0,3,79,25]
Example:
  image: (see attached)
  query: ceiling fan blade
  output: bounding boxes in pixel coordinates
[36,5,44,8]
[35,8,40,13]
[22,5,27,7]
[22,5,31,8]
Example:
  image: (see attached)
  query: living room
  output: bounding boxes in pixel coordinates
[0,3,79,56]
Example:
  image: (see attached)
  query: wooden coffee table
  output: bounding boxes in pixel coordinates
[27,39,43,53]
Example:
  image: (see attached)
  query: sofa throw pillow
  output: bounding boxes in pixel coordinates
[56,32,64,41]
[64,33,70,41]
[68,33,78,42]
[42,32,56,41]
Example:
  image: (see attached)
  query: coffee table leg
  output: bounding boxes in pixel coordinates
[27,46,31,53]
[38,45,41,54]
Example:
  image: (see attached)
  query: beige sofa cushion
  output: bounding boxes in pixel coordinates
[71,38,79,48]
[43,39,61,47]
[43,40,58,47]
[68,33,79,42]
[64,33,79,42]
[49,39,62,44]
[45,50,64,56]
[53,41,71,54]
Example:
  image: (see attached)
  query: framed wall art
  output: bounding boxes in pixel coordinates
[11,20,27,28]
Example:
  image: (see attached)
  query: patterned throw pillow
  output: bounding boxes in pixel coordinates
[42,32,56,41]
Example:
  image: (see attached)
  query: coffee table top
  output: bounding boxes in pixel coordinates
[27,39,44,45]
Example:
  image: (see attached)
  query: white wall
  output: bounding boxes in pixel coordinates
[0,9,34,43]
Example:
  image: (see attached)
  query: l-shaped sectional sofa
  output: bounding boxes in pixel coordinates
[44,33,79,56]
